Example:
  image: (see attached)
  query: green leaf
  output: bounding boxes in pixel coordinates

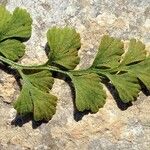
[120,39,146,66]
[0,6,32,61]
[70,73,106,112]
[47,27,81,70]
[14,70,57,121]
[0,6,32,41]
[92,35,124,69]
[0,39,25,61]
[106,73,140,103]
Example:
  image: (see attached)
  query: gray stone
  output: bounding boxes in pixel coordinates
[0,0,150,149]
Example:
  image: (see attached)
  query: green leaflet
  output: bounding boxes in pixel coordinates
[0,6,32,41]
[120,39,146,66]
[14,70,57,121]
[92,35,124,69]
[0,39,25,61]
[69,73,106,112]
[47,27,81,70]
[106,73,140,103]
[0,5,32,61]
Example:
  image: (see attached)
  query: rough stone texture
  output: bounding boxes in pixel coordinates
[0,0,150,149]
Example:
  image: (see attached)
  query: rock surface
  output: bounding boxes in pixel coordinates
[0,0,150,149]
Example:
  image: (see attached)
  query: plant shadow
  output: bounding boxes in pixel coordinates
[7,37,31,43]
[45,42,50,56]
[11,114,48,129]
[138,79,150,96]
